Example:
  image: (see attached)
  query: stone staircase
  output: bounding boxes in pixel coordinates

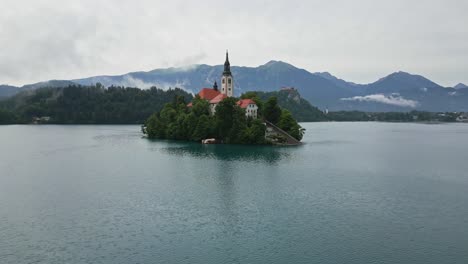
[264,120,302,145]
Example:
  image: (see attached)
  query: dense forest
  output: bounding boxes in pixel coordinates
[0,86,328,124]
[144,95,304,144]
[0,84,193,124]
[327,111,460,122]
[248,89,328,122]
[0,108,17,124]
[243,90,464,123]
[0,85,464,125]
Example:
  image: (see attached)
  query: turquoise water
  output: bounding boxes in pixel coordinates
[0,123,467,264]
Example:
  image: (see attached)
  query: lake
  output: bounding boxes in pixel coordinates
[1,122,467,264]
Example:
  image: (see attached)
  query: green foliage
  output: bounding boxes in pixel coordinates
[251,90,327,122]
[214,97,242,141]
[240,91,264,116]
[247,92,307,142]
[0,85,192,124]
[326,111,373,121]
[325,110,460,122]
[144,96,270,144]
[277,109,305,141]
[192,114,211,141]
[263,97,282,124]
[145,113,165,138]
[1,85,462,126]
[240,119,267,144]
[191,96,210,116]
[0,108,17,124]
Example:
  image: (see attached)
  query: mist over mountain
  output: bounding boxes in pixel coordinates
[1,61,467,112]
[0,85,19,98]
[0,80,78,98]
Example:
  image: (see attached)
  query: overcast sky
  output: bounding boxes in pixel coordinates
[1,0,467,86]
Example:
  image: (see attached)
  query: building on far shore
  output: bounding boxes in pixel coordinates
[280,86,296,92]
[456,113,468,122]
[188,51,258,119]
[32,116,51,124]
[237,99,258,118]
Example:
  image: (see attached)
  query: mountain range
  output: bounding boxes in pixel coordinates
[1,61,467,112]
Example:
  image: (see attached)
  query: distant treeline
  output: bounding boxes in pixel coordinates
[0,85,463,125]
[250,90,328,122]
[0,84,193,124]
[326,111,460,122]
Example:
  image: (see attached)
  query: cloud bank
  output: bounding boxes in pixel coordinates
[341,94,419,108]
[1,0,467,86]
[78,75,194,93]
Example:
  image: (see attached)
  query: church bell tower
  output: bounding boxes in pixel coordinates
[221,50,234,97]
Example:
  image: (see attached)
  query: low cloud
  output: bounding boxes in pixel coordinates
[341,94,419,108]
[2,1,467,86]
[121,75,194,92]
[85,75,194,93]
[120,75,162,89]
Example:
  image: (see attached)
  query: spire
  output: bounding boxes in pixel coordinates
[223,50,231,75]
[213,81,218,91]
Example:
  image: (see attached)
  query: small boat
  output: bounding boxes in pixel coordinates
[201,138,220,144]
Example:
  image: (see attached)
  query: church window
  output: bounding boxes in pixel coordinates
[228,78,231,84]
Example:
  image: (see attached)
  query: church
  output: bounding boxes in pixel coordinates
[188,51,258,119]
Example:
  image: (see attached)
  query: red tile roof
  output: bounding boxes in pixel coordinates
[237,99,256,109]
[187,102,193,107]
[209,94,228,104]
[199,88,220,101]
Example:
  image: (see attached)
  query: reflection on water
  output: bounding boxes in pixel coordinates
[156,141,293,164]
[307,140,351,145]
[2,124,468,264]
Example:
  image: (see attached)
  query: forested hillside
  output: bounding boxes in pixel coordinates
[243,89,328,122]
[0,85,193,124]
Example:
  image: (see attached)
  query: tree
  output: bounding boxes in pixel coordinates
[241,92,264,117]
[160,104,178,123]
[240,119,267,144]
[0,85,193,124]
[240,91,259,99]
[263,96,282,124]
[142,94,304,144]
[0,108,17,124]
[191,114,211,141]
[145,113,166,138]
[227,107,247,143]
[277,109,304,141]
[191,96,210,116]
[214,97,239,140]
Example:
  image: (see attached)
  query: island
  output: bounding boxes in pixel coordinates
[143,51,304,145]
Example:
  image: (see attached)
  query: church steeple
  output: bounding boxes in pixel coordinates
[213,81,218,91]
[221,50,234,97]
[223,50,231,75]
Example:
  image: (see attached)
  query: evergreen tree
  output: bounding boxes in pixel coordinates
[277,109,305,141]
[192,114,211,141]
[145,113,165,138]
[214,97,239,140]
[0,85,193,124]
[240,119,267,144]
[263,96,282,124]
[0,108,17,124]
